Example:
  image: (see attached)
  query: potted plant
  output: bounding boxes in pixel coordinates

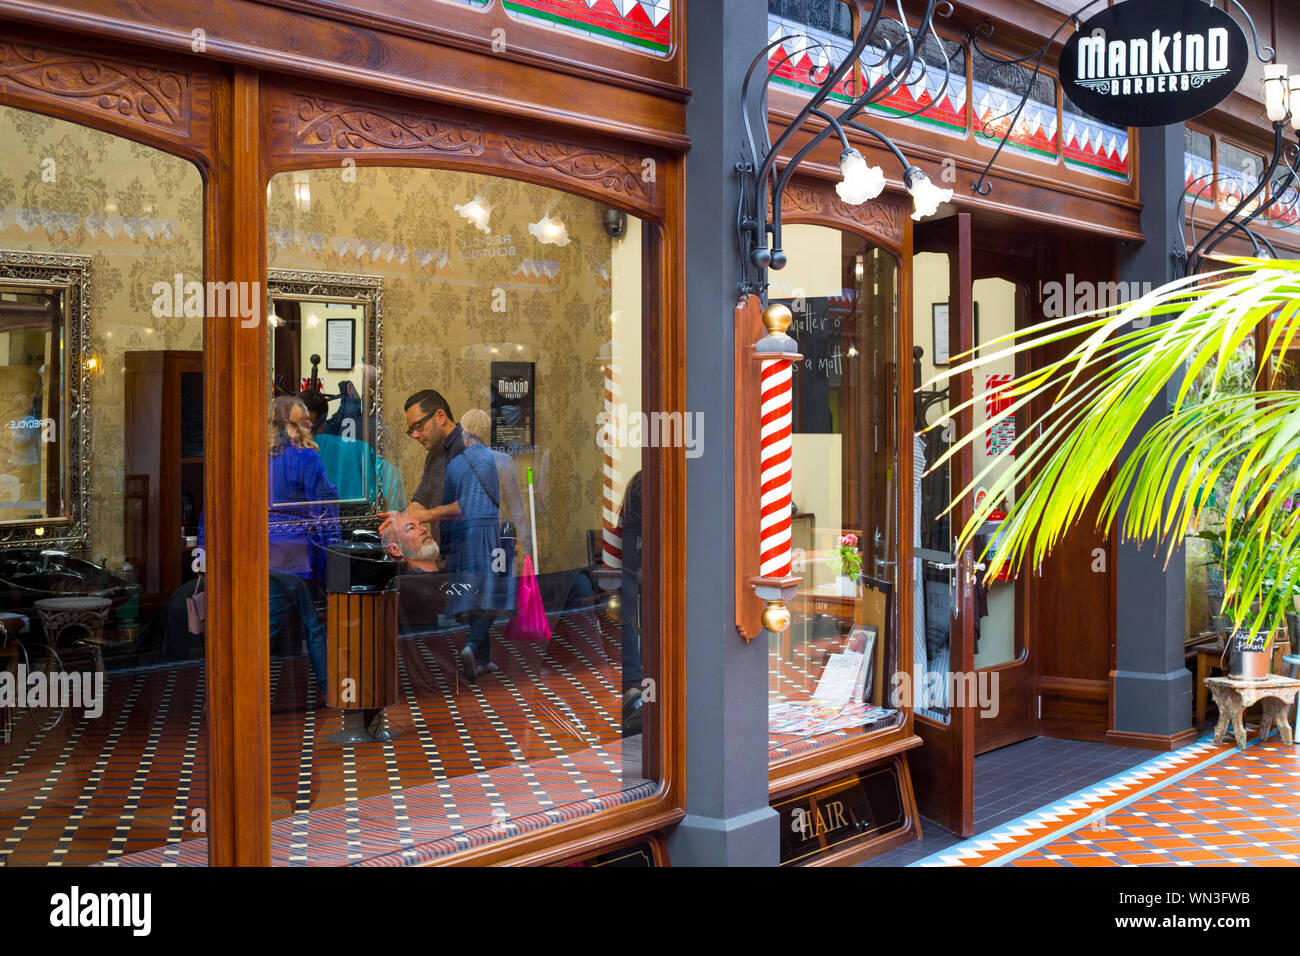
[1212,530,1300,681]
[828,534,862,597]
[926,256,1300,670]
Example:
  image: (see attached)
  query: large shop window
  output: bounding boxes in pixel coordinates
[262,166,655,863]
[767,224,900,763]
[0,105,209,864]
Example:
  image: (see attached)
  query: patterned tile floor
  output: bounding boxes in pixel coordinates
[769,628,899,760]
[897,726,1300,867]
[863,736,1156,866]
[0,608,650,866]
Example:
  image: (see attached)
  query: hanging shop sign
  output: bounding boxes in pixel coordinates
[1059,0,1249,128]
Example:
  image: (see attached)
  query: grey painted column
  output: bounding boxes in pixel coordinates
[1113,123,1193,739]
[665,0,779,866]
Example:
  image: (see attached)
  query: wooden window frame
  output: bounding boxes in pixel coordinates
[0,11,688,867]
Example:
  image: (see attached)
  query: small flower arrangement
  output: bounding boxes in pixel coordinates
[827,533,862,579]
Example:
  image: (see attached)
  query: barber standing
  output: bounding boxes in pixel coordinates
[399,389,465,548]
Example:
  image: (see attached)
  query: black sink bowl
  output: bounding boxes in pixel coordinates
[0,549,134,607]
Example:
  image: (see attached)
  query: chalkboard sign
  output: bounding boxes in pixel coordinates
[1231,629,1270,654]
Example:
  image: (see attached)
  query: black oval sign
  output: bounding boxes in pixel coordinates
[1060,0,1249,128]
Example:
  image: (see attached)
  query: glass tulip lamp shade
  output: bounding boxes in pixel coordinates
[905,167,953,221]
[455,196,492,234]
[836,148,886,205]
[528,212,570,246]
[1290,75,1300,132]
[1264,64,1290,122]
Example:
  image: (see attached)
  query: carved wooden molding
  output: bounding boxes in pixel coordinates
[827,195,902,242]
[0,41,191,137]
[771,178,904,246]
[503,134,654,204]
[290,96,486,153]
[782,182,823,216]
[269,90,662,215]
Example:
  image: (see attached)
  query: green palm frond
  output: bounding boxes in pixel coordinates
[926,256,1300,633]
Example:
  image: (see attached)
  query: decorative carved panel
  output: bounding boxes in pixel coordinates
[269,89,663,216]
[770,177,904,247]
[782,182,823,216]
[0,41,191,137]
[503,134,654,204]
[827,195,902,243]
[290,96,486,154]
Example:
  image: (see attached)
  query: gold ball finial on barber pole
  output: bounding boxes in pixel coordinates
[603,589,622,624]
[747,300,803,637]
[761,302,793,337]
[760,600,791,635]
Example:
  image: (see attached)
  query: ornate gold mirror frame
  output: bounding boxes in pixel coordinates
[266,268,385,534]
[0,249,91,551]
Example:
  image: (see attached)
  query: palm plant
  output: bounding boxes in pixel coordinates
[927,256,1300,640]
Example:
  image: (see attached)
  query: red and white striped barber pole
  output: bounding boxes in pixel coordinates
[750,303,803,635]
[601,355,624,572]
[594,342,624,616]
[759,357,793,578]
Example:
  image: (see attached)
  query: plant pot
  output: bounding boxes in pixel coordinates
[1226,628,1279,682]
[837,574,856,597]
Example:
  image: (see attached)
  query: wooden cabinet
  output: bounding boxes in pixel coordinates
[124,350,204,613]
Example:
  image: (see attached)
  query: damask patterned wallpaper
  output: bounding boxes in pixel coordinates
[0,105,203,566]
[267,166,635,573]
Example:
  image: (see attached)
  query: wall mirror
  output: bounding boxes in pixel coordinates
[267,268,387,531]
[0,250,90,550]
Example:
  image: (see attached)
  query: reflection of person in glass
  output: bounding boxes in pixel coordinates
[617,471,644,731]
[268,395,340,690]
[422,433,515,685]
[460,409,530,560]
[301,389,406,510]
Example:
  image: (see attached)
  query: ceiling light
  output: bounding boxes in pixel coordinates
[905,167,953,221]
[529,211,570,246]
[1264,64,1289,122]
[836,148,885,205]
[455,195,492,234]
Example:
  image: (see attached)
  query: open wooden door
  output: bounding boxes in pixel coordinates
[908,213,976,837]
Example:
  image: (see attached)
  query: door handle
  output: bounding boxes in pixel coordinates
[925,560,958,617]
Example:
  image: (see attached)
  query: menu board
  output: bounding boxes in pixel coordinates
[490,361,535,449]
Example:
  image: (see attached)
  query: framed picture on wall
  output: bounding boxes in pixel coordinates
[931,302,980,366]
[932,303,950,366]
[325,318,355,370]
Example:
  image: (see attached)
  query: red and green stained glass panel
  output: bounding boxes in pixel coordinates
[503,0,672,56]
[767,1,855,102]
[862,27,967,136]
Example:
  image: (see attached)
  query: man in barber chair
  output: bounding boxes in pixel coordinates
[381,511,442,574]
[381,511,485,667]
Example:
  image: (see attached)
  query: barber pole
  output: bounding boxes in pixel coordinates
[601,355,623,571]
[759,358,793,577]
[749,302,803,636]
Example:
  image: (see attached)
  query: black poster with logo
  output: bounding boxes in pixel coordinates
[1060,0,1248,127]
[490,361,534,450]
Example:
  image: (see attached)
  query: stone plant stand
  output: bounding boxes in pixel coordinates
[1204,675,1300,749]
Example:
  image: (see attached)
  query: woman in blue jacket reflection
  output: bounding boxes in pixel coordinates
[268,395,340,693]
